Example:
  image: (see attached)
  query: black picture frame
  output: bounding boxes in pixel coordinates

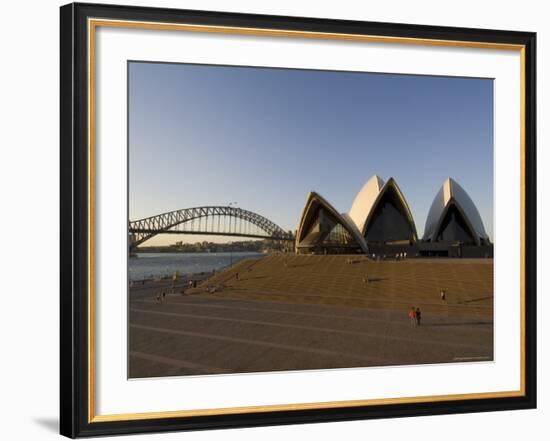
[60,2,537,438]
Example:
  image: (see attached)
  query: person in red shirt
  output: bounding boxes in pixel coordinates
[408,306,416,326]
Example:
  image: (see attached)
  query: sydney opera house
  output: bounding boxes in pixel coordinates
[295,176,492,258]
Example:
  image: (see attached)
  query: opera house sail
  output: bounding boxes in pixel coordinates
[295,175,491,256]
[423,178,490,246]
[295,192,368,254]
[349,176,418,247]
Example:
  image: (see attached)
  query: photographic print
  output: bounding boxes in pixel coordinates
[128,62,495,378]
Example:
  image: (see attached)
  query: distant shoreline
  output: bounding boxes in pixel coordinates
[129,253,266,283]
[133,250,267,254]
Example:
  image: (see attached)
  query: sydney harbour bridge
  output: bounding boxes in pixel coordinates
[129,206,294,249]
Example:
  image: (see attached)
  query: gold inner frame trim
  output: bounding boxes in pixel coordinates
[87,17,527,423]
[91,390,524,423]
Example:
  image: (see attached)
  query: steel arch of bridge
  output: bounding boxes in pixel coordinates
[129,206,294,248]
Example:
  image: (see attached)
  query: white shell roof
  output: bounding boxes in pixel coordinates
[347,175,385,234]
[423,178,489,242]
[296,192,368,253]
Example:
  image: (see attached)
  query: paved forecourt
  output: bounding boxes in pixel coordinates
[129,255,493,378]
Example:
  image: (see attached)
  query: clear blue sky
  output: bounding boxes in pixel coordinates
[129,61,493,246]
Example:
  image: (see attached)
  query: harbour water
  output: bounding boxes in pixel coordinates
[129,251,264,281]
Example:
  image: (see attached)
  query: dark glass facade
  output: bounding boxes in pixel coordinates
[298,205,361,252]
[436,204,476,244]
[364,187,415,244]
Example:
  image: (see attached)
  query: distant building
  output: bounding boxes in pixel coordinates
[295,175,492,257]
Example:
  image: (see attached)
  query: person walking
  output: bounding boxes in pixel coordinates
[408,306,416,326]
[415,307,422,326]
[440,289,446,302]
